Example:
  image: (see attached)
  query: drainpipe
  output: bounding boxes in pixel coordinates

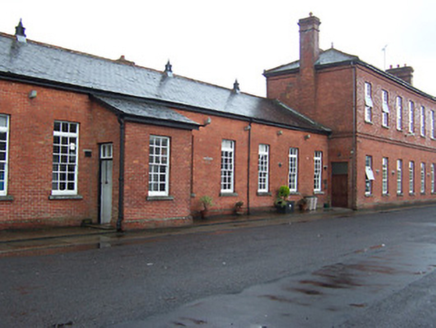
[246,121,252,215]
[116,115,125,232]
[351,63,357,210]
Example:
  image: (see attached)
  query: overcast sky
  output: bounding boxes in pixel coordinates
[1,0,435,97]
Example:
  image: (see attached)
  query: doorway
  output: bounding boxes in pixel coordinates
[331,162,348,208]
[99,144,113,224]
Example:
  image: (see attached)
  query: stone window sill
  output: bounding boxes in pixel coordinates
[0,195,14,201]
[49,194,83,200]
[257,192,272,197]
[219,192,238,197]
[146,195,174,201]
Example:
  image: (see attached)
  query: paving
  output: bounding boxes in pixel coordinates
[0,208,356,258]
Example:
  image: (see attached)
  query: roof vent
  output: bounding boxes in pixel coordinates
[233,79,240,94]
[164,60,173,77]
[15,19,26,43]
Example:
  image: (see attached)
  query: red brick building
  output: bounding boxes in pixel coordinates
[0,21,330,230]
[265,13,436,210]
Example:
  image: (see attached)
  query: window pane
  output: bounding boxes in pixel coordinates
[0,116,7,127]
[52,121,78,194]
[149,136,170,196]
[221,140,234,192]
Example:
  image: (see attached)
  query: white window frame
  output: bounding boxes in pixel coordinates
[409,161,415,194]
[382,90,389,127]
[397,159,403,195]
[100,143,113,159]
[420,106,426,137]
[364,82,373,123]
[431,110,435,139]
[52,121,79,195]
[421,162,426,194]
[396,96,403,131]
[148,135,170,197]
[409,100,415,134]
[314,151,322,192]
[382,157,388,195]
[288,148,298,192]
[0,115,10,196]
[365,155,374,195]
[431,163,435,193]
[221,139,235,193]
[258,144,269,193]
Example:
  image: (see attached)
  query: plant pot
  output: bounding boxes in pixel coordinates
[276,201,294,214]
[200,209,208,220]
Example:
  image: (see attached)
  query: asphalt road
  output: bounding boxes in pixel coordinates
[1,206,436,327]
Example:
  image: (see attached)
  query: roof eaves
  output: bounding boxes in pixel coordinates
[355,60,436,101]
[263,59,300,77]
[90,95,201,131]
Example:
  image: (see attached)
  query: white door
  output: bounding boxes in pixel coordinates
[100,144,113,224]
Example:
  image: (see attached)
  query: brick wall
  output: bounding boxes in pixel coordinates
[122,122,193,229]
[355,66,436,209]
[0,80,119,229]
[266,62,436,209]
[175,110,329,217]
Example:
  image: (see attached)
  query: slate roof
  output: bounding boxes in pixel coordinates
[93,95,199,129]
[0,32,330,134]
[264,48,358,76]
[264,48,436,102]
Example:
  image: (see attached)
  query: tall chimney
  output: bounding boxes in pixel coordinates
[386,64,414,85]
[298,13,321,74]
[297,13,321,114]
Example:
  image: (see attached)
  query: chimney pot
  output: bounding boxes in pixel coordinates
[386,64,414,85]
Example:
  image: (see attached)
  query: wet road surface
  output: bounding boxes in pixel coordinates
[2,206,436,327]
[113,240,436,327]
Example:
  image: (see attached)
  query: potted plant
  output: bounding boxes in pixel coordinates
[274,185,293,214]
[199,195,213,219]
[235,201,244,215]
[298,197,308,212]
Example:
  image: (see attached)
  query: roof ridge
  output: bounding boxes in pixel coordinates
[0,31,267,100]
[0,31,165,73]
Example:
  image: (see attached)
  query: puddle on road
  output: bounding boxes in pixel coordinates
[274,242,436,313]
[111,241,436,328]
[0,234,169,258]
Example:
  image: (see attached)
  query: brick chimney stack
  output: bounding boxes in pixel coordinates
[297,13,321,115]
[299,13,321,73]
[386,64,414,85]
